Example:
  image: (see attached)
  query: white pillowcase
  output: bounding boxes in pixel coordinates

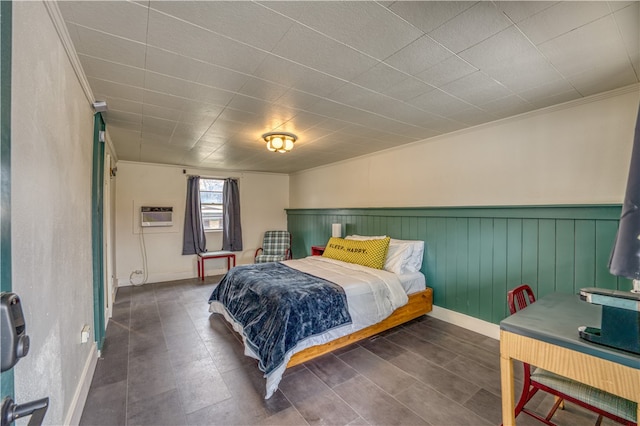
[345,235,424,274]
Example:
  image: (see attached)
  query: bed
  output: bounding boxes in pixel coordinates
[208,236,433,398]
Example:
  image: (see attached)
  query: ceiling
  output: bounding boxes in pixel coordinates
[58,1,639,174]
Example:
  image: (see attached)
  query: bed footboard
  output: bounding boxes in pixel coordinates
[287,287,433,367]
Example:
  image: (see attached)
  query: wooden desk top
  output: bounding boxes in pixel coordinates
[500,292,640,370]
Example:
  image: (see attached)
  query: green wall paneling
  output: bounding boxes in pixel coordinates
[286,205,631,324]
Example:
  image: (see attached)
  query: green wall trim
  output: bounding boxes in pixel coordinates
[1,0,13,400]
[286,204,623,220]
[287,204,629,325]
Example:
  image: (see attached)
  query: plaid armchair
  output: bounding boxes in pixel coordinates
[254,231,292,263]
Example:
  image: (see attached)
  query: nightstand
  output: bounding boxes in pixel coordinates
[311,245,326,256]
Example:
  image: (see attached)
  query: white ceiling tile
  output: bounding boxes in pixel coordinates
[88,78,144,102]
[367,101,443,128]
[270,24,378,81]
[384,35,453,75]
[539,15,631,77]
[517,79,578,103]
[140,144,187,165]
[609,2,635,12]
[494,2,557,24]
[105,110,142,125]
[178,111,219,127]
[141,117,177,136]
[145,47,203,82]
[59,1,149,42]
[448,107,498,126]
[487,58,564,93]
[388,2,476,33]
[104,114,142,131]
[79,55,145,87]
[290,2,423,59]
[109,128,141,158]
[71,24,147,68]
[144,72,235,107]
[459,27,564,91]
[408,88,472,115]
[381,77,435,102]
[527,89,583,110]
[479,95,533,117]
[151,1,295,51]
[171,124,208,144]
[105,119,142,133]
[459,26,538,70]
[216,108,258,125]
[142,90,188,111]
[614,3,640,76]
[428,2,512,53]
[519,2,614,45]
[566,63,638,97]
[142,104,182,122]
[415,55,477,88]
[146,10,267,74]
[274,89,322,112]
[100,97,143,115]
[252,55,346,97]
[351,62,411,92]
[236,77,289,102]
[61,1,639,173]
[419,116,466,134]
[226,95,270,115]
[305,99,377,123]
[440,72,512,106]
[326,84,390,111]
[194,63,250,93]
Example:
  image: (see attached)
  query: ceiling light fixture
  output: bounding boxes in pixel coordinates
[262,131,297,153]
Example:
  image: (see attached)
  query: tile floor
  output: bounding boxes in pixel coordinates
[80,276,614,426]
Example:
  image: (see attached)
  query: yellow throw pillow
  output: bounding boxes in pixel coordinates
[322,236,390,270]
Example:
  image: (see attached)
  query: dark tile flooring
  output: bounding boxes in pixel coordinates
[80,276,614,426]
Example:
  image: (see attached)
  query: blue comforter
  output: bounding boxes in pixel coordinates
[208,262,352,375]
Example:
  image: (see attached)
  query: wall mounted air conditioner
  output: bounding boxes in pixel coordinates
[141,206,173,227]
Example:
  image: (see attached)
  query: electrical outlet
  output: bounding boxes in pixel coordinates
[81,325,91,344]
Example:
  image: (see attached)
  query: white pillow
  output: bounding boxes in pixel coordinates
[390,238,424,273]
[345,235,423,274]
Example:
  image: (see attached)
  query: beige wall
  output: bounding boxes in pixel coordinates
[11,2,97,424]
[290,86,639,208]
[114,161,289,285]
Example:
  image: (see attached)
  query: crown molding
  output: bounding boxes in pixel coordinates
[44,1,94,106]
[44,1,119,161]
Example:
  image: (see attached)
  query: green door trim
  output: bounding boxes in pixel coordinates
[92,113,105,350]
[1,0,13,399]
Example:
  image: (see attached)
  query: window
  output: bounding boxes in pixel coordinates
[200,178,224,231]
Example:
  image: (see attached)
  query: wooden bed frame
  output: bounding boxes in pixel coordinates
[287,287,433,367]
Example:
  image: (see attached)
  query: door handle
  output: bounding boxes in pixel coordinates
[1,397,49,426]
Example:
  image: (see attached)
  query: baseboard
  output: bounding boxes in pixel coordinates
[117,268,227,287]
[428,305,500,340]
[64,342,98,426]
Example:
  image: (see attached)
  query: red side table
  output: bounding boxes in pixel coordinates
[311,245,326,256]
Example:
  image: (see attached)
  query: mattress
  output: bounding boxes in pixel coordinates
[398,270,427,295]
[209,255,421,398]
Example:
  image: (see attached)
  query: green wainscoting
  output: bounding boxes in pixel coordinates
[286,205,631,324]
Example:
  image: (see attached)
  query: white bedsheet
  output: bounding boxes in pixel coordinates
[208,256,415,398]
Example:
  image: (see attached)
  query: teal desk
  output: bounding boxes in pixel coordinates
[499,293,640,425]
